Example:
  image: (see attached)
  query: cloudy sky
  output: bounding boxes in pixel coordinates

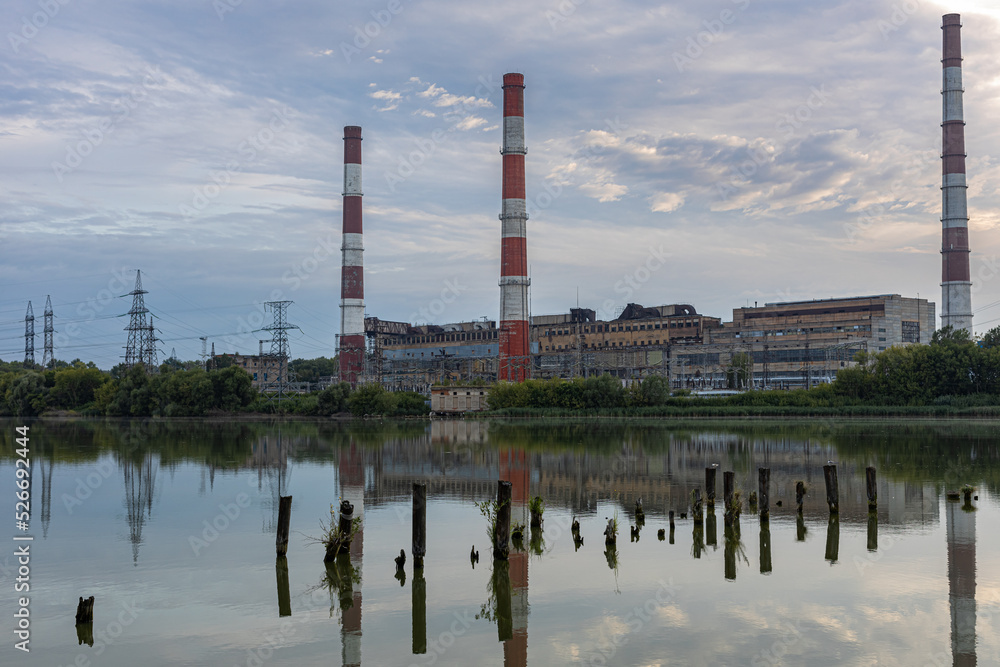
[2,0,999,368]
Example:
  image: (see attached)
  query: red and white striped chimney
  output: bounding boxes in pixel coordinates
[339,125,365,387]
[499,73,530,382]
[941,14,973,333]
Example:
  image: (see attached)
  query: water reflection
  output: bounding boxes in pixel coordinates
[947,498,976,666]
[2,418,999,666]
[122,451,157,565]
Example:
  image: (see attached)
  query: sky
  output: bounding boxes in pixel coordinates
[1,0,999,369]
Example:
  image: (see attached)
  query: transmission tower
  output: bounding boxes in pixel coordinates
[260,301,299,402]
[24,302,34,366]
[124,271,155,371]
[42,295,54,368]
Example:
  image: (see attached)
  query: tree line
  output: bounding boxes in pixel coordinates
[0,359,425,418]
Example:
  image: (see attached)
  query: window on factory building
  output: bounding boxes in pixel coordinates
[253,373,257,381]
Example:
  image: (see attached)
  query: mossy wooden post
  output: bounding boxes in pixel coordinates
[530,496,544,528]
[338,499,355,550]
[276,495,292,556]
[823,465,839,514]
[723,471,735,526]
[825,514,840,563]
[693,488,703,524]
[276,556,292,617]
[413,483,426,569]
[758,468,770,520]
[866,467,877,512]
[705,467,717,508]
[75,596,94,624]
[795,481,805,512]
[412,567,426,654]
[494,481,512,560]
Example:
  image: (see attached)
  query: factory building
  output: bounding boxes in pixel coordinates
[676,294,935,389]
[371,294,933,390]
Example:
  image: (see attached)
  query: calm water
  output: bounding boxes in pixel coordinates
[1,418,999,666]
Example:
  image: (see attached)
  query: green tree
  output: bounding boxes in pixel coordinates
[348,384,398,416]
[318,383,352,414]
[980,326,1000,350]
[6,372,46,416]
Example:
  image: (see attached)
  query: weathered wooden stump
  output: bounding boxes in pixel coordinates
[693,488,703,525]
[75,596,94,625]
[276,495,292,556]
[796,512,807,542]
[494,481,512,560]
[705,466,717,508]
[657,528,665,540]
[530,496,544,528]
[276,556,292,617]
[668,510,675,544]
[413,483,426,569]
[823,465,839,514]
[604,517,616,545]
[795,481,806,512]
[758,468,770,519]
[866,467,877,512]
[634,498,645,525]
[723,471,735,510]
[338,499,355,543]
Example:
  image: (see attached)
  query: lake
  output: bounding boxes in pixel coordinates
[1,418,998,666]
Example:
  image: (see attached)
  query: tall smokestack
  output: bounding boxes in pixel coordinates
[499,73,530,382]
[941,14,973,334]
[340,125,365,387]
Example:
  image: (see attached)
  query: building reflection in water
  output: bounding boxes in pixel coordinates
[947,499,976,666]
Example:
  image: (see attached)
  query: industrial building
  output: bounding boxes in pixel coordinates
[365,294,933,390]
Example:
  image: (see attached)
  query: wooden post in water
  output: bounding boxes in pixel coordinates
[412,483,426,569]
[693,488,703,524]
[723,471,734,510]
[276,556,292,617]
[823,465,839,514]
[494,481,512,560]
[668,510,675,544]
[866,467,877,512]
[412,567,426,654]
[276,495,292,556]
[759,521,772,574]
[338,499,354,549]
[705,467,717,508]
[758,468,770,520]
[75,596,94,624]
[795,481,805,513]
[796,512,807,542]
